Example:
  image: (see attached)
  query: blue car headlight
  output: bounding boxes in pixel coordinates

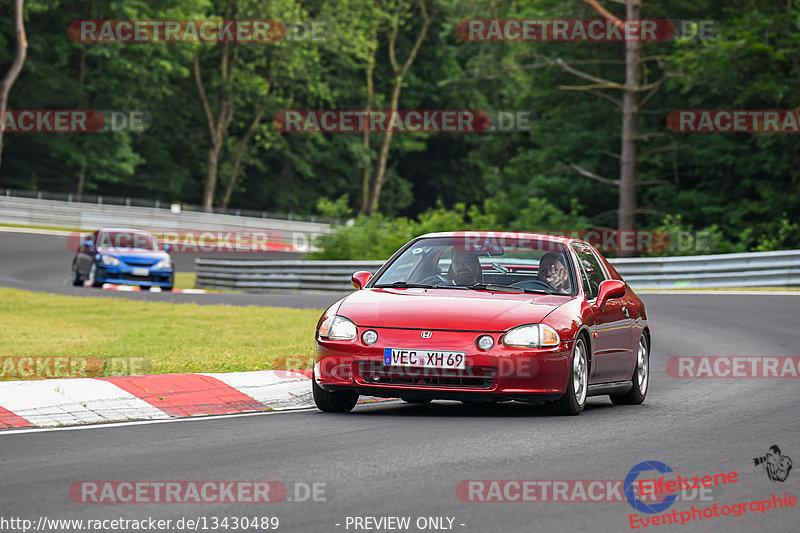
[154,258,172,270]
[100,255,121,266]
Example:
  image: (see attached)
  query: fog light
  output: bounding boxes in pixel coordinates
[362,329,378,345]
[370,374,381,383]
[477,335,494,351]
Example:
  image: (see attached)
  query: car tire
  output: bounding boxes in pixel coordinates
[88,262,102,288]
[312,374,358,413]
[401,398,432,404]
[552,337,588,416]
[71,262,83,286]
[611,333,649,405]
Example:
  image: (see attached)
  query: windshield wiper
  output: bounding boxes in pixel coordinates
[523,287,557,295]
[438,283,526,293]
[374,281,437,289]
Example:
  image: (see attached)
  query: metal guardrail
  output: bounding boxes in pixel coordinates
[611,250,800,288]
[0,195,330,250]
[1,188,338,224]
[195,260,386,291]
[194,250,800,292]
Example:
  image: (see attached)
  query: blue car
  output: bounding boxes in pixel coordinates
[71,228,174,290]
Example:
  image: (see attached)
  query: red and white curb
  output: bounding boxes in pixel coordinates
[90,282,210,294]
[0,370,324,430]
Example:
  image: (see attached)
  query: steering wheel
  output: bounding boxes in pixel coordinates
[418,274,451,286]
[511,279,557,292]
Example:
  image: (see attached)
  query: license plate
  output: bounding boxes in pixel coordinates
[132,267,149,277]
[384,348,466,370]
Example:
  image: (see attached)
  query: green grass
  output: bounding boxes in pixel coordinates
[173,272,196,289]
[0,222,86,232]
[0,288,321,378]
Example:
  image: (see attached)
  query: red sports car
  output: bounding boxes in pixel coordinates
[313,231,650,415]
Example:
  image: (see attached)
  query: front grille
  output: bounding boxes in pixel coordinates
[122,274,154,282]
[124,259,156,267]
[357,363,493,389]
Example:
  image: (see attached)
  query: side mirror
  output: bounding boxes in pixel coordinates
[163,244,172,253]
[596,279,627,311]
[351,271,373,290]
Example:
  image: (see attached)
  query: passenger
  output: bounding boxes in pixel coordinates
[538,253,571,293]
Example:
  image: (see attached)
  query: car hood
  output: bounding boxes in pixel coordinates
[337,288,572,332]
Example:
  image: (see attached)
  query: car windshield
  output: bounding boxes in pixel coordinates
[96,231,158,251]
[372,235,576,295]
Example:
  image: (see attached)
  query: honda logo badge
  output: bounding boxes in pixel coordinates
[420,331,432,339]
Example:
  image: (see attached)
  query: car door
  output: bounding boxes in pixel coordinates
[571,243,632,383]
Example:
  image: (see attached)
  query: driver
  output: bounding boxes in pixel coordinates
[538,253,571,293]
[448,249,483,285]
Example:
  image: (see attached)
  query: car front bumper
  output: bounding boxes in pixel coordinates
[96,265,174,287]
[315,327,574,401]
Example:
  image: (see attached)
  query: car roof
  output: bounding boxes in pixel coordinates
[416,231,581,247]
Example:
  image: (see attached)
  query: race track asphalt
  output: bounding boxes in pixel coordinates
[1,230,799,532]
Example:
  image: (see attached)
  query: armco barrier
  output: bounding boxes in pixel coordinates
[194,250,800,292]
[0,195,329,250]
[611,250,800,288]
[195,259,386,291]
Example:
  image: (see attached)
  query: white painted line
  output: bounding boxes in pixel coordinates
[0,407,314,436]
[0,398,404,436]
[0,379,170,427]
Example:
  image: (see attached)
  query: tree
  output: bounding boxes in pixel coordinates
[194,0,330,212]
[0,0,27,179]
[362,0,431,215]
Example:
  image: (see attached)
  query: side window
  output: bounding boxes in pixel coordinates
[571,243,607,300]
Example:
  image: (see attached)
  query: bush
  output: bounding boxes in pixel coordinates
[309,197,589,260]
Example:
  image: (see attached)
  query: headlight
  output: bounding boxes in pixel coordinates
[154,258,172,269]
[318,316,357,340]
[100,255,121,266]
[502,324,560,348]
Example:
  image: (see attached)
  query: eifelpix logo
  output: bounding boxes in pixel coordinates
[753,445,793,482]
